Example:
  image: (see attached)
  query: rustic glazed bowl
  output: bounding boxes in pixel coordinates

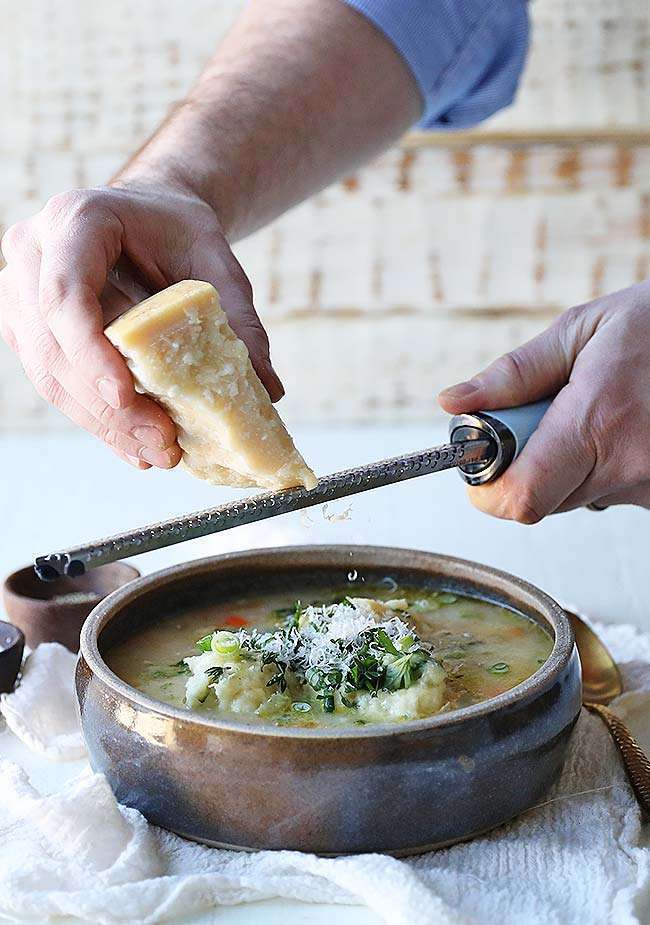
[76,545,581,856]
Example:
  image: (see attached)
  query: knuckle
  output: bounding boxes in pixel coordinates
[40,274,71,317]
[503,483,545,525]
[489,350,529,392]
[563,302,588,326]
[67,338,92,370]
[31,367,62,404]
[1,221,30,259]
[40,189,114,239]
[100,427,120,448]
[42,189,93,222]
[90,395,117,427]
[31,328,60,367]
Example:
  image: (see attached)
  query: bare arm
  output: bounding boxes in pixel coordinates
[0,0,420,467]
[119,0,421,240]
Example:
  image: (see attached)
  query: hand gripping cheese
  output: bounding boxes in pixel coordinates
[106,281,317,490]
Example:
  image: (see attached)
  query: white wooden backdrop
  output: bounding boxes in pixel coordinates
[1,0,649,427]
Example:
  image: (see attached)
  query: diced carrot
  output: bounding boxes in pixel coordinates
[223,615,248,628]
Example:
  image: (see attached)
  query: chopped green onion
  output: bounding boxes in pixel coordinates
[196,634,214,652]
[438,593,458,604]
[488,662,510,674]
[211,631,240,655]
[292,701,312,713]
[399,635,415,652]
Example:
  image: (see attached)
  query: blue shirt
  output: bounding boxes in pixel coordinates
[343,0,529,129]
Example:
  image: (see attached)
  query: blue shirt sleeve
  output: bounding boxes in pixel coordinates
[342,0,529,129]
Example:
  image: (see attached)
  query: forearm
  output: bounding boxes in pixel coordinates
[115,0,421,241]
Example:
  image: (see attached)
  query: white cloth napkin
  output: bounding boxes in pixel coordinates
[1,623,650,925]
[0,642,85,760]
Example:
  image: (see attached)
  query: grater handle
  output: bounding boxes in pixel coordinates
[449,398,552,486]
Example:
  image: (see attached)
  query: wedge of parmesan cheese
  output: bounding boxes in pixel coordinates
[105,280,317,490]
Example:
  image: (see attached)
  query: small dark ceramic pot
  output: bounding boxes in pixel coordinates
[77,546,581,856]
[3,562,140,652]
[0,621,25,693]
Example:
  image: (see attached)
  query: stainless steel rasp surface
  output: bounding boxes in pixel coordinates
[34,438,494,579]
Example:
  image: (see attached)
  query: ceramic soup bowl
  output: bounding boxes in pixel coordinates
[76,545,581,856]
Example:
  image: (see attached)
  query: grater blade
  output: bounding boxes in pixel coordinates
[34,438,494,580]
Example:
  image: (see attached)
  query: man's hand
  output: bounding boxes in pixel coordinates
[0,182,282,468]
[0,0,420,470]
[439,280,650,521]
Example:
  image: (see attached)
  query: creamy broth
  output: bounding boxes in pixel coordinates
[107,583,553,727]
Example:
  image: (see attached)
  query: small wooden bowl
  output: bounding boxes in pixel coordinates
[0,621,25,693]
[3,563,140,653]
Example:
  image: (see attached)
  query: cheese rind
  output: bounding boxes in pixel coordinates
[106,281,317,491]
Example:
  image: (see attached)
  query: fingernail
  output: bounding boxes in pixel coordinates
[440,381,479,400]
[139,446,177,467]
[132,425,167,449]
[97,377,121,409]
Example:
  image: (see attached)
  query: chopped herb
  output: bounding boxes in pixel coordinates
[191,598,431,716]
[377,629,400,657]
[438,593,458,605]
[196,634,214,652]
[321,694,335,713]
[488,662,510,674]
[206,666,226,682]
[384,649,428,691]
[278,600,302,630]
[266,670,288,691]
[172,659,191,675]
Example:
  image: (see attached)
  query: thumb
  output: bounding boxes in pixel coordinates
[438,316,577,415]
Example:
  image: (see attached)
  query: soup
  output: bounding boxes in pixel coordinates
[107,582,553,727]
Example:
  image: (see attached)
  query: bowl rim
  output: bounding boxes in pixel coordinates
[0,619,25,652]
[79,544,576,740]
[4,562,141,606]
